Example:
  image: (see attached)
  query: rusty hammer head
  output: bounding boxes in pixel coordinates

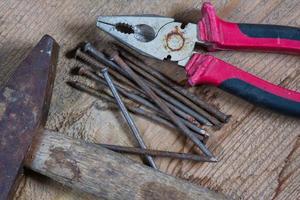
[0,35,59,199]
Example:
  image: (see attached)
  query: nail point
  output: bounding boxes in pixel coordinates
[210,157,218,162]
[201,130,210,137]
[206,121,213,126]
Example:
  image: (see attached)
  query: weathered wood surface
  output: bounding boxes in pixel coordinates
[0,0,299,199]
[25,130,228,200]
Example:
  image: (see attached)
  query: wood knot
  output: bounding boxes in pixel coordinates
[45,147,81,181]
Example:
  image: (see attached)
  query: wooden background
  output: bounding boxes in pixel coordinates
[0,0,299,199]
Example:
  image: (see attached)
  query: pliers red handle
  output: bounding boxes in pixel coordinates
[96,2,300,117]
[186,54,300,116]
[199,3,300,53]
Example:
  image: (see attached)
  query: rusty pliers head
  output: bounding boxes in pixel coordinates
[97,15,200,66]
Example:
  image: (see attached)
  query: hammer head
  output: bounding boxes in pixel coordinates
[0,35,59,199]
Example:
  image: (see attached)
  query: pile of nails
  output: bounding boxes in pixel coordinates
[68,42,230,169]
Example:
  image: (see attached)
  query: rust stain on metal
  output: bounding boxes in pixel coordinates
[45,147,81,181]
[0,35,59,200]
[187,116,202,128]
[165,26,185,52]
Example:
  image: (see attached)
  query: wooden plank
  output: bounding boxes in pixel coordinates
[0,0,299,199]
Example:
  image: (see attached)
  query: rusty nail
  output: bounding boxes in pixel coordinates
[101,67,158,169]
[108,50,216,160]
[99,144,217,162]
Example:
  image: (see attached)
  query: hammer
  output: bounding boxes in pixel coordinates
[0,35,228,200]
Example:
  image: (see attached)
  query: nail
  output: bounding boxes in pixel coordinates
[100,67,158,169]
[108,51,216,159]
[100,144,217,162]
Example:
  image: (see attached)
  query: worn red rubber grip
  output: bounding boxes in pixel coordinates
[198,2,300,54]
[185,54,300,117]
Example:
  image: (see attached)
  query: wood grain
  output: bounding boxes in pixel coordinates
[0,0,299,199]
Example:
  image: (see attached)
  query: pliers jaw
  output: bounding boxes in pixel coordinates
[97,15,200,66]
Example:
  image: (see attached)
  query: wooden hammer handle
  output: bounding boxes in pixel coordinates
[25,130,228,200]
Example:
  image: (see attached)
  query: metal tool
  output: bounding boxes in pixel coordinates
[97,2,300,117]
[100,67,158,169]
[0,35,59,200]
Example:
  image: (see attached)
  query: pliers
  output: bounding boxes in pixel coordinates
[96,2,300,117]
